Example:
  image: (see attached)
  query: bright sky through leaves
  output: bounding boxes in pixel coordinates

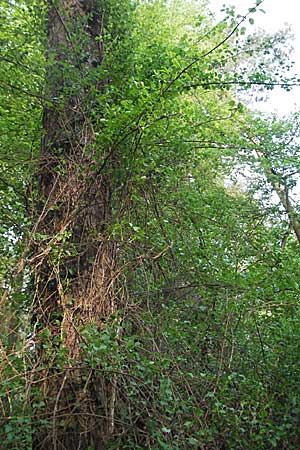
[210,0,300,115]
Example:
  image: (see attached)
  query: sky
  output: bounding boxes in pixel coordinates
[210,0,300,116]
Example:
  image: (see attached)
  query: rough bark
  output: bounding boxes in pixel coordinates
[32,1,118,448]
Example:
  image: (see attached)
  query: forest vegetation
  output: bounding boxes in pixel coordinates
[0,0,300,448]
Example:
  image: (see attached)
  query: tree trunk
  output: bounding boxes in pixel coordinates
[31,1,118,448]
[255,149,300,244]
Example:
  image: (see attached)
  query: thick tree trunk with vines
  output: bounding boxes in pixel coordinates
[32,1,117,448]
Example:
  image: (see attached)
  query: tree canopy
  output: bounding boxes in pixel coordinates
[0,0,300,449]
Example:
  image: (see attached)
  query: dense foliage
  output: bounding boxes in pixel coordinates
[0,0,300,448]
